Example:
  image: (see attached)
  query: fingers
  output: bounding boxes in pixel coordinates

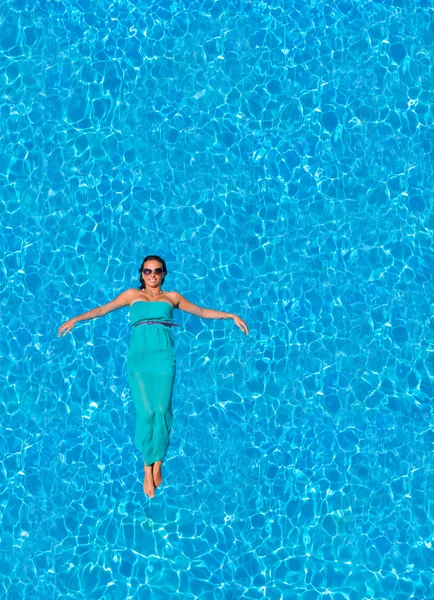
[58,326,71,337]
[235,318,248,335]
[235,317,248,332]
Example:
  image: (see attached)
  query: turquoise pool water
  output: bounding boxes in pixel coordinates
[2,0,434,598]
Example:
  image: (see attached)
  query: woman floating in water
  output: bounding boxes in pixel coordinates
[58,255,249,498]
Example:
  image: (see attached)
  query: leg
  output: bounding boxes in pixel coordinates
[153,460,163,488]
[144,461,155,498]
[146,401,173,490]
[128,370,175,494]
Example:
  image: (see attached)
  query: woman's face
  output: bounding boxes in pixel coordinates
[142,260,165,288]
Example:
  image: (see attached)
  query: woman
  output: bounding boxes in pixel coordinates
[58,255,249,498]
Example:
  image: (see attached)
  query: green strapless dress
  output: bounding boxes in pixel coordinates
[127,301,177,466]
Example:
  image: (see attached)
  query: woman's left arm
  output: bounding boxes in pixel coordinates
[174,292,249,336]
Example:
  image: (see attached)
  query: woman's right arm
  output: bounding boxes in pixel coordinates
[58,288,135,337]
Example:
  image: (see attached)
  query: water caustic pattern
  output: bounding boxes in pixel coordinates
[1,0,434,598]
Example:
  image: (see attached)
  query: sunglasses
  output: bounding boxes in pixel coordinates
[142,268,164,276]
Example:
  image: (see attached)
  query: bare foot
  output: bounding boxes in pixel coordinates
[143,463,155,498]
[153,460,163,488]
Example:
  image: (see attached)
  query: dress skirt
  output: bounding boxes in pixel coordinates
[127,301,177,465]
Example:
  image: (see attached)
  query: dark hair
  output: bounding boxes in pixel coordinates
[138,255,168,290]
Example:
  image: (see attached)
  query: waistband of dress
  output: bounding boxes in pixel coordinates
[132,320,179,328]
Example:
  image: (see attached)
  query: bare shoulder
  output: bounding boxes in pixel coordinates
[114,288,137,306]
[166,291,202,314]
[100,288,137,314]
[165,291,182,309]
[129,288,148,305]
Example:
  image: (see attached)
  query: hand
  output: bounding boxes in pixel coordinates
[233,315,249,336]
[58,318,76,337]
